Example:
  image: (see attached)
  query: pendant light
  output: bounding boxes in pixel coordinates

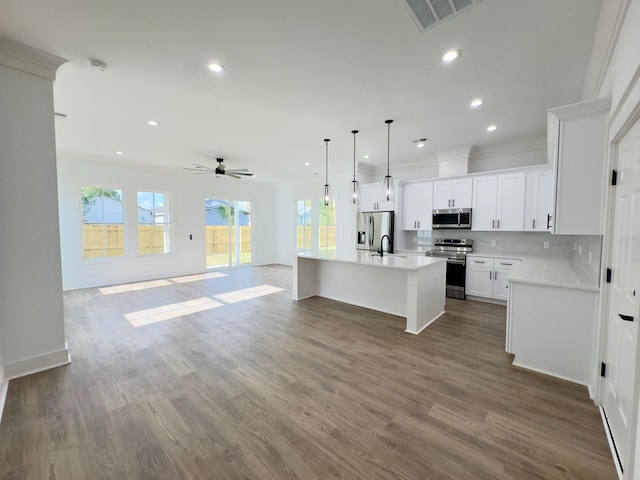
[323,138,331,206]
[382,119,394,202]
[350,130,360,205]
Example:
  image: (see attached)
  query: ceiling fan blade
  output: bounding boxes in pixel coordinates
[227,173,243,179]
[184,167,215,173]
[225,168,250,173]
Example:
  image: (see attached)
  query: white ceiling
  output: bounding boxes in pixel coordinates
[0,0,602,183]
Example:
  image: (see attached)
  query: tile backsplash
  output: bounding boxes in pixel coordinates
[403,230,602,284]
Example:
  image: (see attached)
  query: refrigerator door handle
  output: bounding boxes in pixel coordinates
[369,216,374,248]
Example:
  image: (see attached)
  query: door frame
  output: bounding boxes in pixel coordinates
[595,66,640,479]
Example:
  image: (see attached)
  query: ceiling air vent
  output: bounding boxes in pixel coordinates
[400,0,481,33]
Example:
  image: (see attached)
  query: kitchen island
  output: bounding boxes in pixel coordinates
[293,250,447,334]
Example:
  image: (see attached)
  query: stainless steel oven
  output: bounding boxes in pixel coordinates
[425,238,473,299]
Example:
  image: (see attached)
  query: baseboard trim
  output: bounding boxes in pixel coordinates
[405,310,446,335]
[0,345,70,424]
[511,359,588,387]
[0,368,8,424]
[600,406,624,479]
[3,344,70,382]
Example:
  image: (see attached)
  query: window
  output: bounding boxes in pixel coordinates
[318,198,336,250]
[296,198,336,251]
[138,191,172,255]
[296,200,312,251]
[81,187,125,258]
[205,199,252,267]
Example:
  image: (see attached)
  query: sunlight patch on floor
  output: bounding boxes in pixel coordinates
[99,279,173,295]
[170,272,228,283]
[124,297,224,327]
[213,285,285,304]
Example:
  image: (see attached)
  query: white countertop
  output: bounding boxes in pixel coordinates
[296,250,446,271]
[507,256,599,291]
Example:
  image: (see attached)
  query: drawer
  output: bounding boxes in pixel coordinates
[467,257,493,268]
[494,258,521,270]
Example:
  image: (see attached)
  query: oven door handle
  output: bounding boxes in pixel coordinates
[447,259,466,265]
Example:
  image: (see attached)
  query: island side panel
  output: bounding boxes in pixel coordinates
[293,256,318,300]
[315,261,407,317]
[406,260,447,334]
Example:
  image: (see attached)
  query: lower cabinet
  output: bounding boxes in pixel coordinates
[466,256,521,301]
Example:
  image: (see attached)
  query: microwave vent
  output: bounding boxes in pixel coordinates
[400,0,480,33]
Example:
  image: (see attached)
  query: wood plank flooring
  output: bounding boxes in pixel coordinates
[0,265,616,479]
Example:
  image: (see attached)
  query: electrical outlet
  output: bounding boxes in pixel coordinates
[543,241,550,249]
[491,240,496,247]
[578,245,583,255]
[588,251,593,264]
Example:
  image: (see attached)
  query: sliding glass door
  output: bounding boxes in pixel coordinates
[205,199,252,268]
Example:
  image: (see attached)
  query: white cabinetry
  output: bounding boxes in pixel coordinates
[548,97,610,234]
[524,168,553,232]
[471,173,525,231]
[433,177,472,209]
[360,182,395,212]
[466,256,521,300]
[402,182,433,231]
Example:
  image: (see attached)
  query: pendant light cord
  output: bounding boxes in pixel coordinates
[385,120,393,176]
[324,138,330,185]
[352,130,358,180]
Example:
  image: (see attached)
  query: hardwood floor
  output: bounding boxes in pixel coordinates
[0,265,616,479]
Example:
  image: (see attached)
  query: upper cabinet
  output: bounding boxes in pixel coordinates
[548,98,610,235]
[433,177,472,209]
[402,182,433,231]
[359,182,395,212]
[471,173,525,231]
[524,168,553,232]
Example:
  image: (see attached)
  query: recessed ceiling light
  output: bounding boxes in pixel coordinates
[208,63,224,73]
[148,120,158,126]
[417,143,425,148]
[487,124,499,132]
[304,162,310,166]
[470,98,483,108]
[442,49,461,63]
[363,155,370,159]
[116,151,124,155]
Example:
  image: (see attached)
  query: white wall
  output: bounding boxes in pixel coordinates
[0,44,68,403]
[58,154,276,289]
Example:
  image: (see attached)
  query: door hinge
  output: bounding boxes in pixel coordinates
[606,268,612,283]
[601,362,607,377]
[612,170,618,186]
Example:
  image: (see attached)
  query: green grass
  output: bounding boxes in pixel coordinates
[206,252,252,268]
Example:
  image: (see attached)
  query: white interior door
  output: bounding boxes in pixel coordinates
[603,116,640,471]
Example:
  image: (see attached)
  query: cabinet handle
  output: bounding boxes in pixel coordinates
[532,219,536,229]
[500,262,513,266]
[448,199,451,207]
[489,271,492,280]
[492,220,495,229]
[417,221,420,228]
[547,214,552,229]
[495,270,498,279]
[452,198,455,207]
[619,314,634,322]
[474,261,486,264]
[497,219,500,229]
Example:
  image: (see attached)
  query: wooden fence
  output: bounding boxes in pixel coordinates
[297,225,336,249]
[83,224,252,258]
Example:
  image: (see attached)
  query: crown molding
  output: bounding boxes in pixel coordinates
[470,136,546,161]
[0,36,67,80]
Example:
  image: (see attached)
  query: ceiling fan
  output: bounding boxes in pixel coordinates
[184,158,254,179]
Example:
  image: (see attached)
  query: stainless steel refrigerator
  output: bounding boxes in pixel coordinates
[356,211,394,253]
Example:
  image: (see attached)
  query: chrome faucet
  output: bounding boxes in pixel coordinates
[379,235,391,257]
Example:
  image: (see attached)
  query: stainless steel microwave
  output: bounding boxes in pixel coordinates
[432,208,472,229]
